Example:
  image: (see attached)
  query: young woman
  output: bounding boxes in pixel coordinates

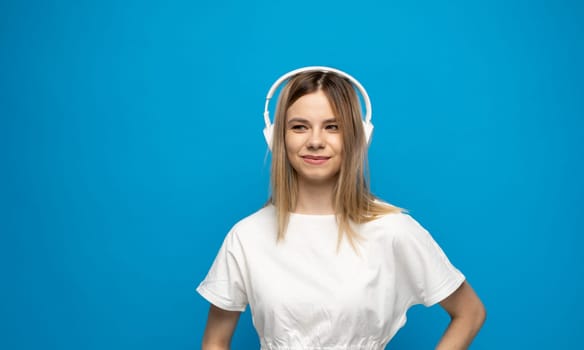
[197,67,486,349]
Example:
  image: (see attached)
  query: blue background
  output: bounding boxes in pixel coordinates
[1,0,583,349]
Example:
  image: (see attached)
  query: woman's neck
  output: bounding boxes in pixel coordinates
[293,179,336,214]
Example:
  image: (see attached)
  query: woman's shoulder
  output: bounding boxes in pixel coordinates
[234,204,275,226]
[367,210,419,228]
[363,210,429,242]
[228,205,277,239]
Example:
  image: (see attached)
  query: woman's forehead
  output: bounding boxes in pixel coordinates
[286,91,334,116]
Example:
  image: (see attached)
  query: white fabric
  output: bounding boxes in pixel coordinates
[197,205,465,349]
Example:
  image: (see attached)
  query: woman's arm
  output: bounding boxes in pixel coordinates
[436,281,486,350]
[201,304,241,350]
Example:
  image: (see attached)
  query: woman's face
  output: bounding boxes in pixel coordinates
[284,90,343,187]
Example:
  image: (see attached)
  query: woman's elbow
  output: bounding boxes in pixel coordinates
[202,339,230,350]
[462,297,487,333]
[475,299,487,329]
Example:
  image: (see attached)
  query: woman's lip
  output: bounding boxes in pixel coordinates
[302,155,330,160]
[302,155,330,165]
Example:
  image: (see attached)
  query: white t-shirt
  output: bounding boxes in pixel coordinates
[197,205,465,349]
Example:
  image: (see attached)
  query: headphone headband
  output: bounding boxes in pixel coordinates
[263,66,373,150]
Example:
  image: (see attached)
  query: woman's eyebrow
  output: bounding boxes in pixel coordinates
[287,117,337,124]
[287,117,309,124]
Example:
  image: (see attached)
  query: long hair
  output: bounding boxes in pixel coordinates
[269,70,401,251]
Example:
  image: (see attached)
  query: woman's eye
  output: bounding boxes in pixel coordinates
[291,125,307,131]
[326,124,339,131]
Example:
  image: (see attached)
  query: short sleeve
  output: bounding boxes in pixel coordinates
[393,214,465,307]
[196,228,248,312]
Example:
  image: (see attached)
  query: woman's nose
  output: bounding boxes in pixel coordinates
[307,129,325,149]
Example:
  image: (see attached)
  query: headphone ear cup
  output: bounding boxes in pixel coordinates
[263,124,274,151]
[363,120,374,145]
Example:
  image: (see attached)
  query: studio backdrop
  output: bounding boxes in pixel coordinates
[1,0,583,349]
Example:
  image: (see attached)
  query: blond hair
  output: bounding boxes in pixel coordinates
[269,70,401,251]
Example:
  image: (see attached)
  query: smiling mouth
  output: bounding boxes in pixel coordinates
[302,155,330,160]
[301,155,330,165]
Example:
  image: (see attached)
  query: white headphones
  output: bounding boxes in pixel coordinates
[263,66,373,151]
